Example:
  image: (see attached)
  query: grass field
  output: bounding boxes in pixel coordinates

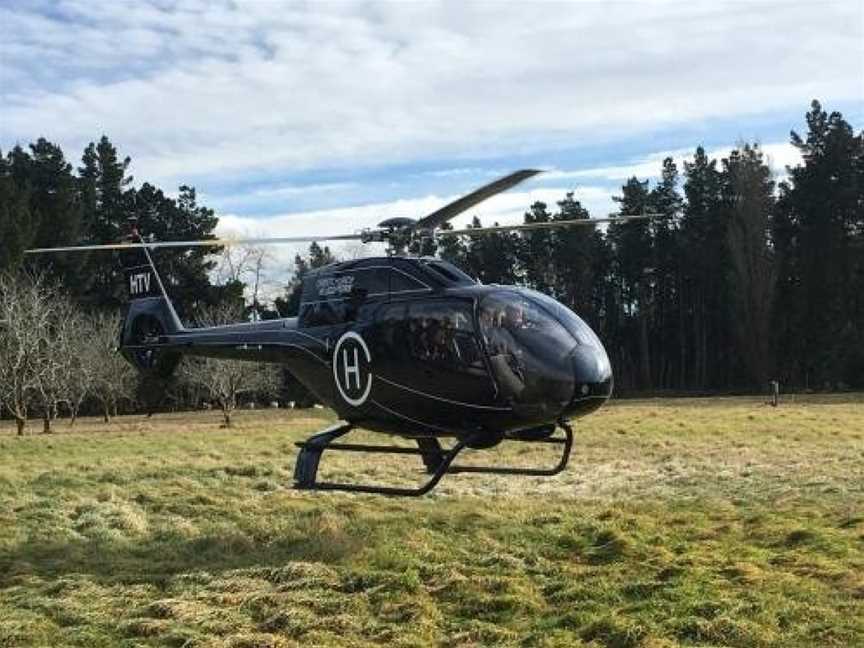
[1,395,862,647]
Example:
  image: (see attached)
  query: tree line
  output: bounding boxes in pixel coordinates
[1,99,862,431]
[276,101,864,393]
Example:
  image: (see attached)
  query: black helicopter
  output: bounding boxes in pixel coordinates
[27,170,652,496]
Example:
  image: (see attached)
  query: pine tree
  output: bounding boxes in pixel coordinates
[519,201,556,293]
[77,136,134,307]
[0,149,36,272]
[607,177,653,389]
[681,147,727,389]
[777,101,864,387]
[25,139,85,287]
[436,222,468,268]
[132,184,223,320]
[552,193,601,324]
[648,158,683,388]
[460,216,519,284]
[274,242,336,317]
[722,144,777,387]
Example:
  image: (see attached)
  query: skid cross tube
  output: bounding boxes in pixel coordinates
[292,420,574,496]
[448,421,573,477]
[294,424,478,496]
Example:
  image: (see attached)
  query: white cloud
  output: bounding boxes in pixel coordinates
[546,141,803,182]
[420,167,498,178]
[1,2,860,188]
[212,181,359,208]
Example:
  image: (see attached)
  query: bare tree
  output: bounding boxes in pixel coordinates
[33,297,82,433]
[217,245,275,320]
[217,244,258,285]
[178,303,280,427]
[85,311,136,423]
[247,247,273,320]
[0,273,56,435]
[58,308,96,425]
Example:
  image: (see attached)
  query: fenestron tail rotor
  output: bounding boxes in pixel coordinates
[24,169,660,256]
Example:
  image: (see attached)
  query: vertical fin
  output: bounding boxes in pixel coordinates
[124,229,184,333]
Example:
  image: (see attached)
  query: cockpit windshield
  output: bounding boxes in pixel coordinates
[478,291,576,406]
[516,288,604,349]
[479,293,575,352]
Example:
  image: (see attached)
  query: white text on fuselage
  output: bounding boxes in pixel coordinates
[130,273,152,296]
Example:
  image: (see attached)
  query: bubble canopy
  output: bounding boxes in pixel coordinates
[478,289,603,348]
[477,289,612,413]
[477,290,576,409]
[514,287,604,349]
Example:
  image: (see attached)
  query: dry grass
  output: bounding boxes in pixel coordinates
[1,394,862,647]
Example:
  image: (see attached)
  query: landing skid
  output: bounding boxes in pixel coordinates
[293,420,574,496]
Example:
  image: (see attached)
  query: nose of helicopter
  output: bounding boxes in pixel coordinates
[564,344,613,418]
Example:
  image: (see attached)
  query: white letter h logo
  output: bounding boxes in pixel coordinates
[343,347,360,390]
[333,331,372,407]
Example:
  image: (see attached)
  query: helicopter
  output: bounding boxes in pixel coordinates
[26,170,654,496]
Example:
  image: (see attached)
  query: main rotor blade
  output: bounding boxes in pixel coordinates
[414,169,542,231]
[438,213,660,237]
[25,233,364,254]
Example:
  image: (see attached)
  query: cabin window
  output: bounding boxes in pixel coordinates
[300,301,344,327]
[406,301,483,371]
[374,298,496,405]
[389,269,429,294]
[360,267,391,297]
[421,260,476,285]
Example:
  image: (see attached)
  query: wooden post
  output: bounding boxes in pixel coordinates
[769,380,779,407]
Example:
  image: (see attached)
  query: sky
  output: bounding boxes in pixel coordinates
[2,0,863,276]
